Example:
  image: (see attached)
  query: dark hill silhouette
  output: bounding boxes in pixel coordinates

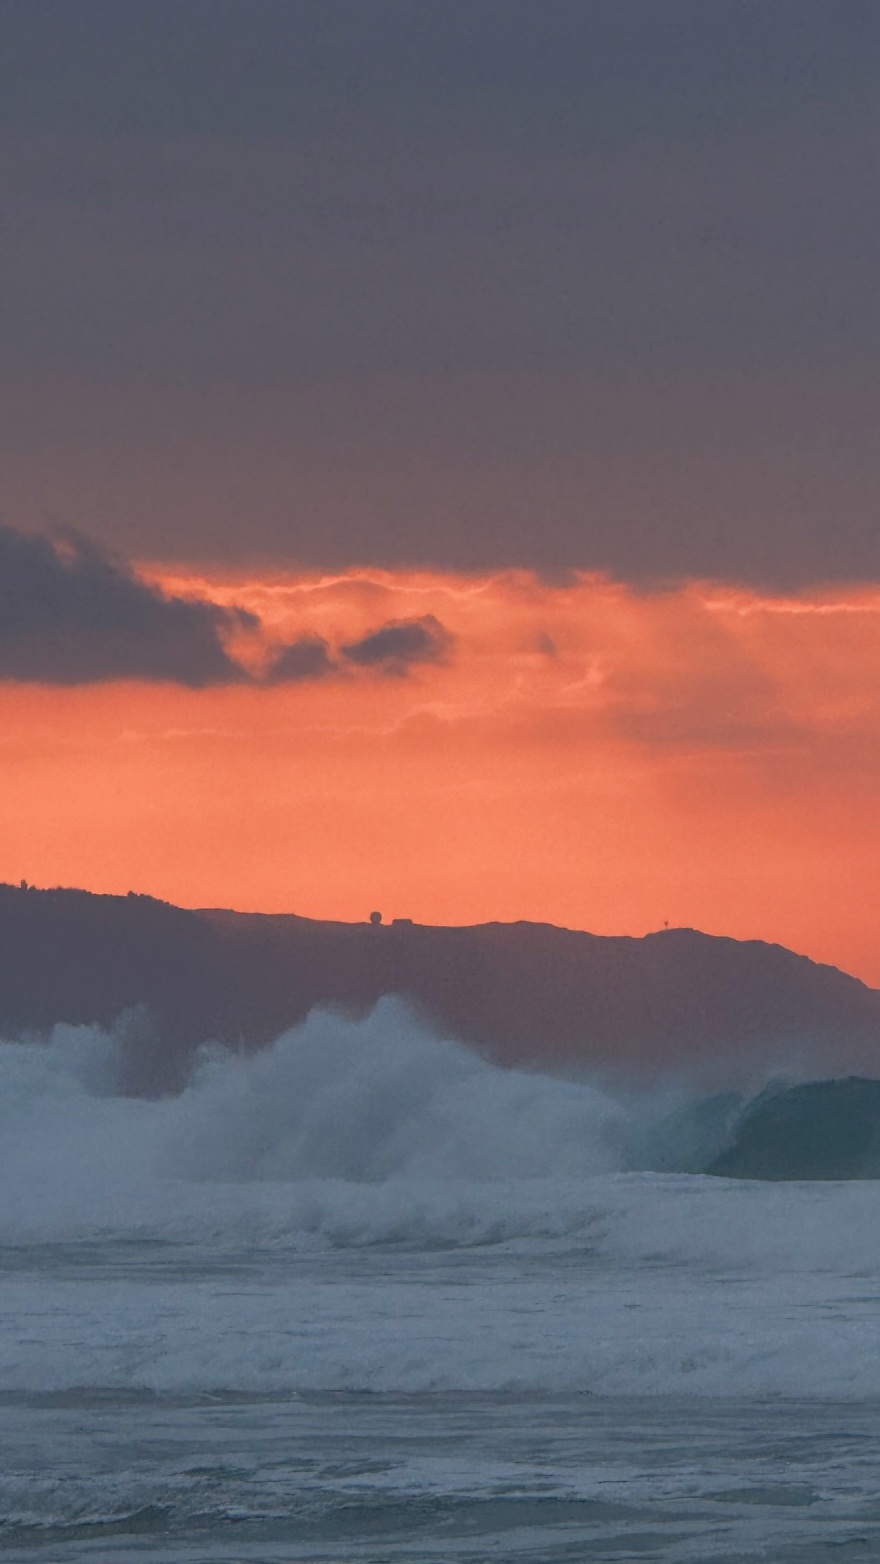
[1,883,879,1092]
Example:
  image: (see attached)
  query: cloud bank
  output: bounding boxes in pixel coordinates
[0,526,456,687]
[3,3,879,585]
[0,526,252,686]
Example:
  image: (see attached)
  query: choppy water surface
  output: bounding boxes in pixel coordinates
[6,1380,880,1562]
[4,1003,880,1561]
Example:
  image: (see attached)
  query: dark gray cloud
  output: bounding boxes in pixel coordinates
[1,3,879,583]
[4,2,876,385]
[0,526,251,685]
[0,525,455,688]
[4,2,874,150]
[341,616,454,675]
[266,636,336,685]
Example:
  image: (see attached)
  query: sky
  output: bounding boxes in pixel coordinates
[4,1,880,981]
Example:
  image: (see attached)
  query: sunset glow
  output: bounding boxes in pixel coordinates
[5,563,880,984]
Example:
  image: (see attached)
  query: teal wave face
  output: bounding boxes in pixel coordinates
[703,1079,880,1181]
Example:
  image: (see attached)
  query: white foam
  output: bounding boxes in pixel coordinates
[0,1000,631,1245]
[5,1002,880,1400]
[3,1190,880,1399]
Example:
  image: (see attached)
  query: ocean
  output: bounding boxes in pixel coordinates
[4,1000,880,1562]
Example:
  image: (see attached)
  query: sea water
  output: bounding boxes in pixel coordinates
[4,1000,880,1562]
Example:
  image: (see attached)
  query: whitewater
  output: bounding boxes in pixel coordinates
[5,1000,880,1561]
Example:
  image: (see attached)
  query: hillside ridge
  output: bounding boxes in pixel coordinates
[1,883,878,1090]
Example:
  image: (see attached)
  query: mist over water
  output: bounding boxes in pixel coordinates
[5,994,880,1199]
[4,997,880,1255]
[2,999,624,1200]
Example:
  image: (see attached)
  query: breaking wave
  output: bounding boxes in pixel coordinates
[3,998,880,1256]
[6,1001,880,1401]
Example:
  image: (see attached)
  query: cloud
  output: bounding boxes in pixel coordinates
[0,526,253,686]
[340,615,455,676]
[0,529,458,689]
[266,635,336,684]
[3,5,880,587]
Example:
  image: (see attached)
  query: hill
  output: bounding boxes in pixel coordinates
[1,884,879,1091]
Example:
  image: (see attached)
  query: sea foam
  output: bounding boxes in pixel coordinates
[4,1002,880,1401]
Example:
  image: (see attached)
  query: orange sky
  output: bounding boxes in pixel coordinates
[6,565,880,985]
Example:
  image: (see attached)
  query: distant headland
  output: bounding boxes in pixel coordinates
[1,882,879,1093]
